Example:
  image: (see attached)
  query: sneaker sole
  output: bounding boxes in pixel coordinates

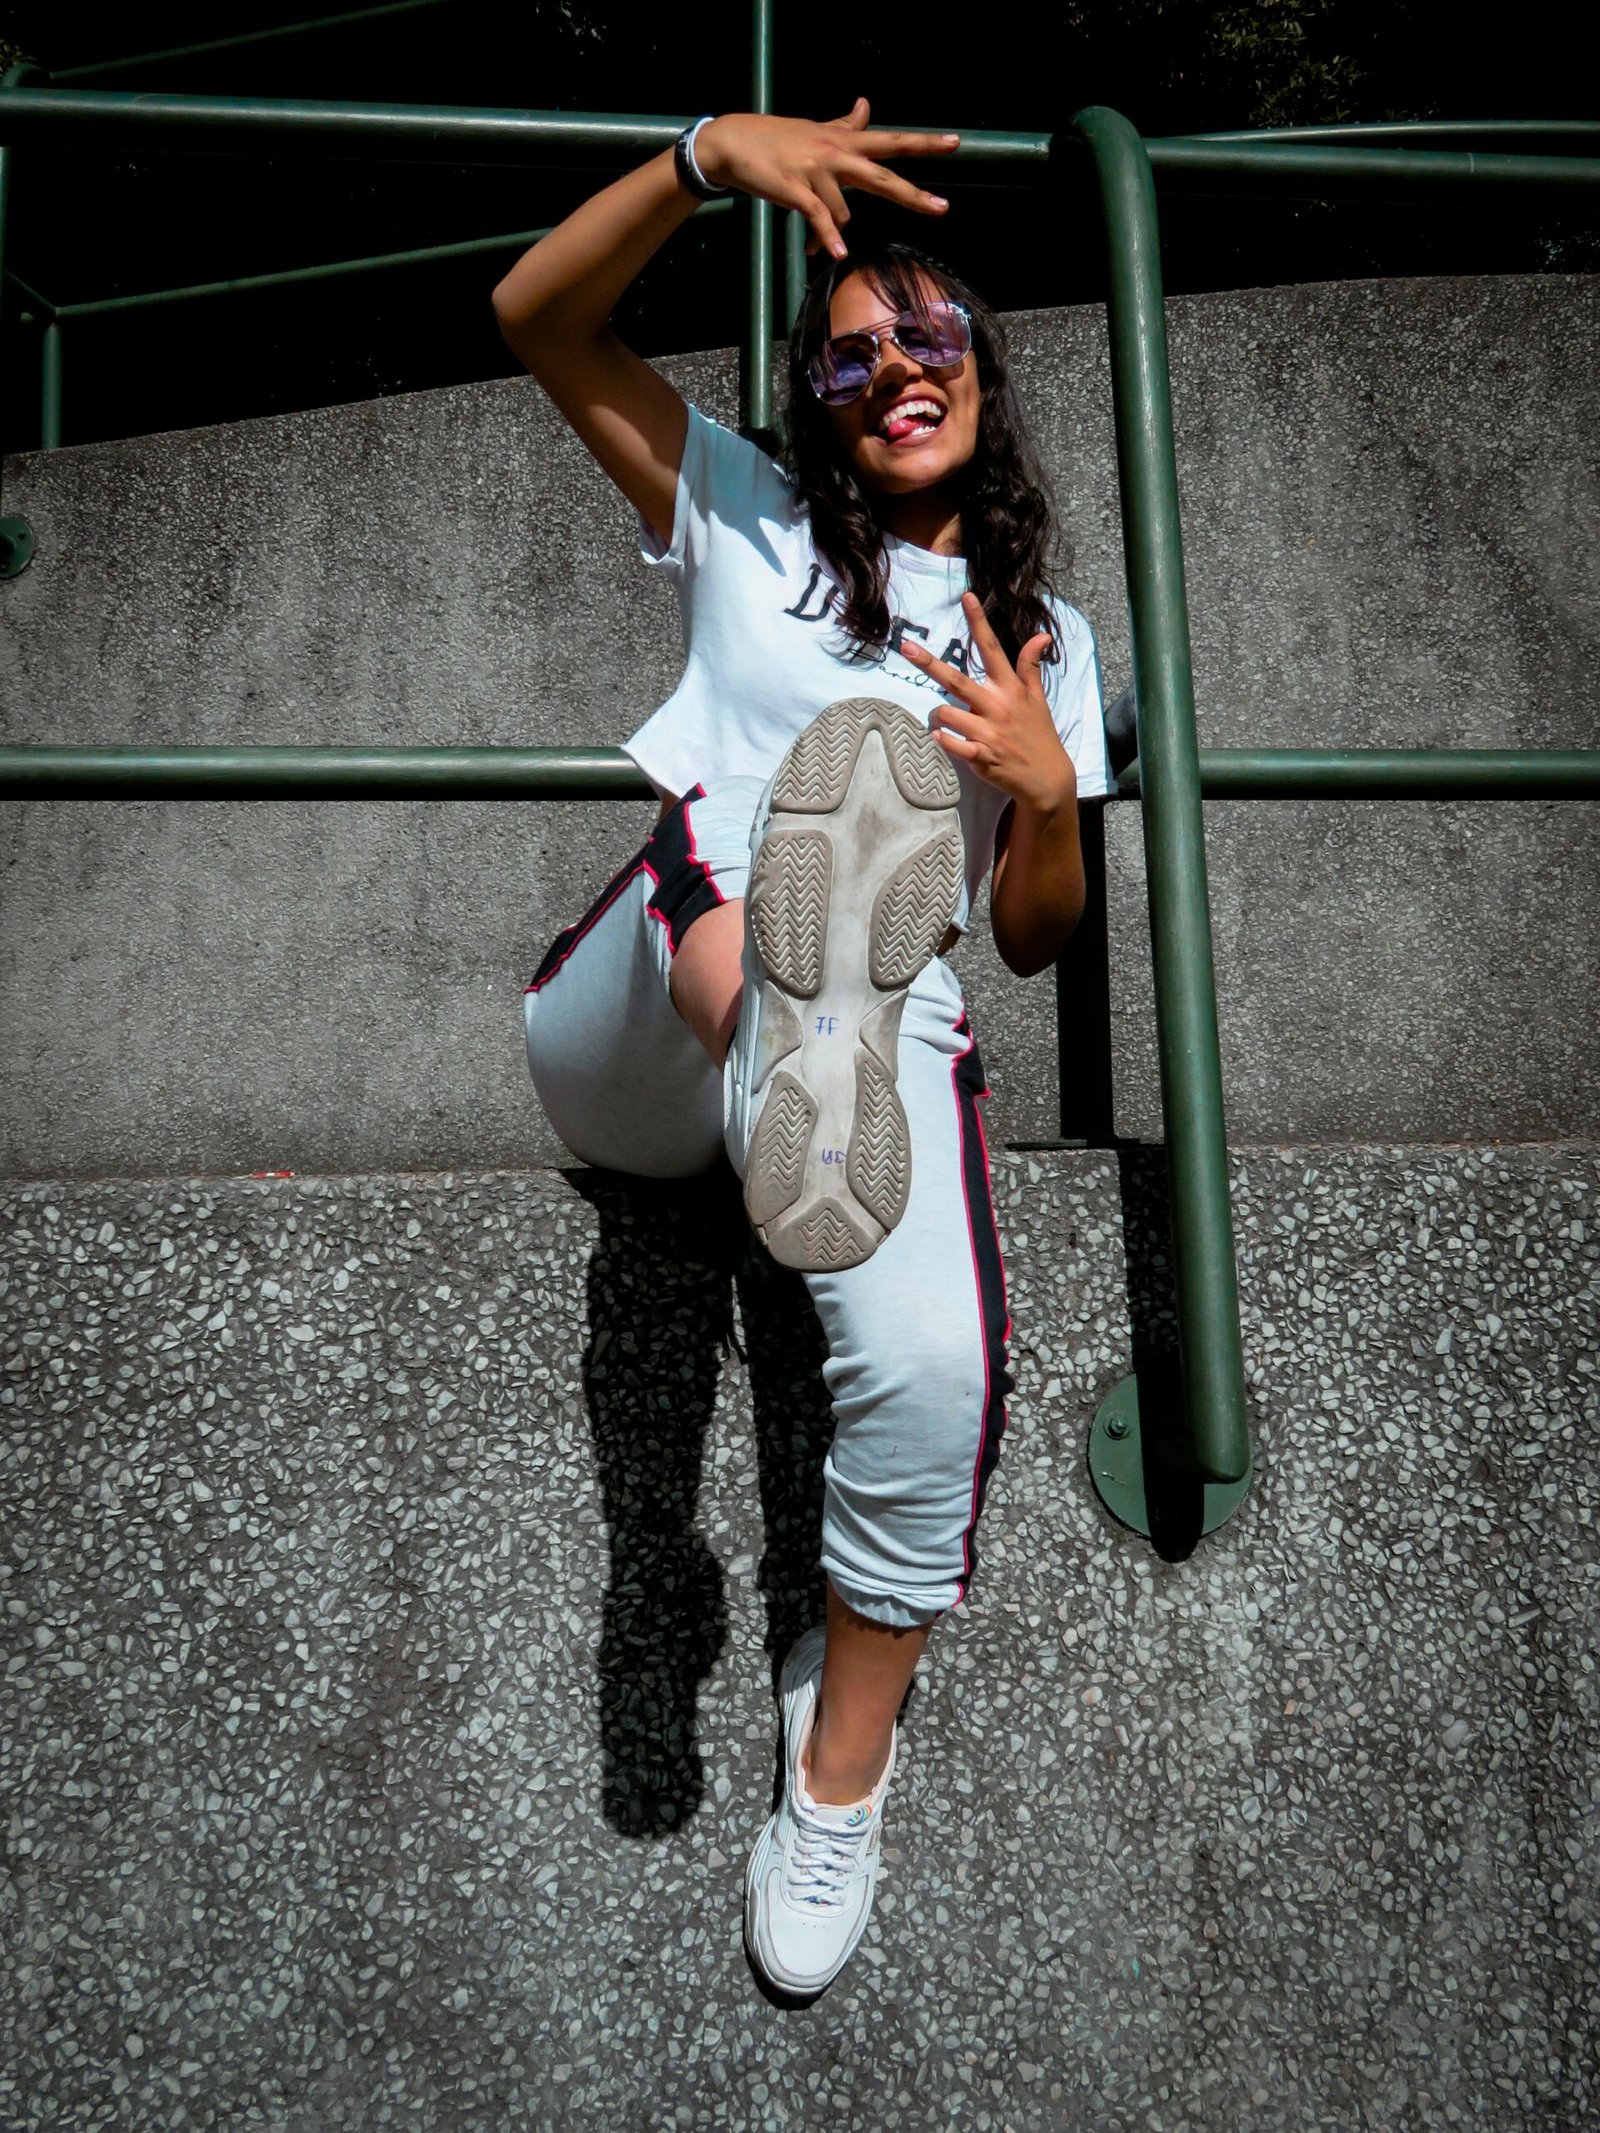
[743,698,962,1273]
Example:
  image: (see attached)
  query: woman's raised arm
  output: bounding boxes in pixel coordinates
[490,101,960,548]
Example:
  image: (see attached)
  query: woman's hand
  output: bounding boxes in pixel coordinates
[695,100,959,262]
[901,592,1079,816]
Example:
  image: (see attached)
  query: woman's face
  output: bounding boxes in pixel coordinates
[821,268,981,499]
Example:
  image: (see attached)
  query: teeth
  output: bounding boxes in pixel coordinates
[879,399,943,437]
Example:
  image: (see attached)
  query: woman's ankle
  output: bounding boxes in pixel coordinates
[802,1700,892,1806]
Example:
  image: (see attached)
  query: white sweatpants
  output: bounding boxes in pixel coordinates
[522,776,1014,1628]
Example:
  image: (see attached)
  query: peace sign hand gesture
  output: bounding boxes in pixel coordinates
[694,99,959,263]
[900,592,1079,816]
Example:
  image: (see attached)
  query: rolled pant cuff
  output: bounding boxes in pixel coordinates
[825,1570,949,1631]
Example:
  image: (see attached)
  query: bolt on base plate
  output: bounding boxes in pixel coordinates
[1088,1367,1253,1545]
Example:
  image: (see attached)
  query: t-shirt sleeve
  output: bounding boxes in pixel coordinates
[636,403,796,587]
[1047,603,1112,800]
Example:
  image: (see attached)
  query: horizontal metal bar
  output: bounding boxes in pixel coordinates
[0,746,656,799]
[7,745,1598,803]
[54,0,452,81]
[6,87,1600,182]
[1178,120,1600,155]
[0,88,1040,175]
[1139,138,1600,197]
[50,200,733,319]
[1116,748,1600,798]
[935,128,1052,168]
[0,88,690,166]
[7,89,1594,203]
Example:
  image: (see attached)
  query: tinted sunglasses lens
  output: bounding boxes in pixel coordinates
[811,334,877,404]
[899,303,970,364]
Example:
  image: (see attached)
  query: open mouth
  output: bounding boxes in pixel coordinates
[876,398,947,446]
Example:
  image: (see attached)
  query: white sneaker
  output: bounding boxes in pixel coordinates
[725,696,964,1273]
[743,1624,898,1997]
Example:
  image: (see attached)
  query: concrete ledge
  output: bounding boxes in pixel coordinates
[2,1145,1596,2127]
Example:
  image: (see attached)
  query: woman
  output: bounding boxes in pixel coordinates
[494,99,1109,1997]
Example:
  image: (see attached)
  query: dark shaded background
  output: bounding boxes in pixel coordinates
[1,0,1595,453]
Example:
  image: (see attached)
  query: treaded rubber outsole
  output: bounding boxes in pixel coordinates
[770,695,960,815]
[743,698,963,1273]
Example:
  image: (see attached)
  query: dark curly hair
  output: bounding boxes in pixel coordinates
[782,238,1064,671]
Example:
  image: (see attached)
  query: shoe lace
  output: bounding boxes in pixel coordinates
[787,1809,871,1910]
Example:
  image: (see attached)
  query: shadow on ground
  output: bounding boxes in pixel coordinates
[568,1160,834,1839]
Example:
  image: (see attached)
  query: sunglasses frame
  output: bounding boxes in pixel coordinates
[807,299,974,407]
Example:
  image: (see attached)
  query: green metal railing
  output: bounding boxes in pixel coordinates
[8,745,1596,804]
[0,86,1043,452]
[2,17,1598,1543]
[1065,106,1598,1535]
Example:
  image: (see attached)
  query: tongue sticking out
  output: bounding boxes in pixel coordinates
[884,410,941,443]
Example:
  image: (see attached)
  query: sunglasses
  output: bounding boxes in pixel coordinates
[807,299,973,406]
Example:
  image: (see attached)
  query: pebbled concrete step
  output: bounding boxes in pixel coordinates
[2,1144,1596,2130]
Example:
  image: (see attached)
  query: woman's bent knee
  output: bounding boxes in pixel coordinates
[522,971,725,1176]
[667,896,745,1067]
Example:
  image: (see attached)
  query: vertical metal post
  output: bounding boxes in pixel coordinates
[0,62,47,348]
[40,316,61,446]
[0,143,10,345]
[784,209,806,332]
[1055,802,1115,1144]
[0,75,15,460]
[745,0,775,438]
[1070,105,1250,1493]
[0,63,39,570]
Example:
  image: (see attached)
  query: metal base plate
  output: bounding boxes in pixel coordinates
[1088,1367,1253,1547]
[0,518,34,579]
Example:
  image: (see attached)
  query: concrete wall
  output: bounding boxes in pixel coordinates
[2,275,1597,1179]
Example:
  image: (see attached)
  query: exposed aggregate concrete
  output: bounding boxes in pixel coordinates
[2,1144,1597,2130]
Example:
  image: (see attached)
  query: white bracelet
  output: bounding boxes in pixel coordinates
[681,114,731,197]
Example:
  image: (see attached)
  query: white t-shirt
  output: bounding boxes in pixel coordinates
[624,404,1111,934]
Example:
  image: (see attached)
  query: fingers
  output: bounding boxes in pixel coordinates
[775,110,956,258]
[929,698,984,739]
[857,127,962,159]
[838,156,950,218]
[1016,630,1053,689]
[900,637,990,707]
[931,726,982,763]
[812,169,852,242]
[792,184,846,261]
[960,591,1011,676]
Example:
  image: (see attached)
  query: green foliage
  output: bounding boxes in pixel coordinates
[1047,0,1370,130]
[1206,0,1366,127]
